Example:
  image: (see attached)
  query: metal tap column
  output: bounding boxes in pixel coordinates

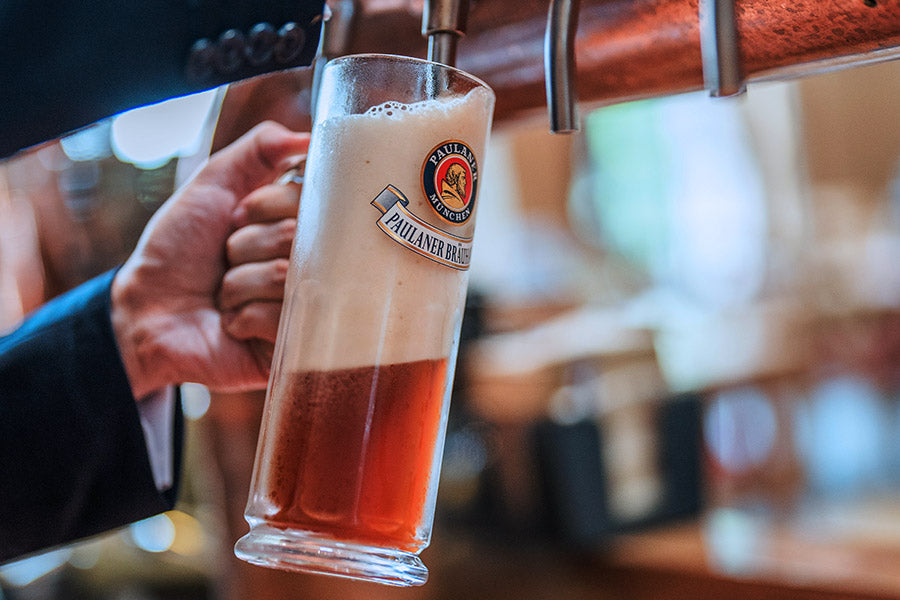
[545,0,581,133]
[422,0,469,67]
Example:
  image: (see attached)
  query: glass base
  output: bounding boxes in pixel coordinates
[234,524,428,587]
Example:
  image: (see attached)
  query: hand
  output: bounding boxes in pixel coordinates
[110,122,309,399]
[219,169,303,363]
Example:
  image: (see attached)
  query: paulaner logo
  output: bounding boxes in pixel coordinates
[421,140,478,225]
[371,186,473,271]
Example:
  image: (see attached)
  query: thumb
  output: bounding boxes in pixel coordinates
[202,121,310,200]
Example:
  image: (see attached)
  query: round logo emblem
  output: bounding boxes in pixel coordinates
[421,140,478,225]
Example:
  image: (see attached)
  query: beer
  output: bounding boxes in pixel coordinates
[236,55,495,586]
[255,358,448,551]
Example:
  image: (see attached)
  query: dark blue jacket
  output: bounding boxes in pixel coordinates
[0,0,324,562]
[0,270,184,563]
[0,0,325,157]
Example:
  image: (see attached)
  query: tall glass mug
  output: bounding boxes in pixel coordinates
[234,54,495,586]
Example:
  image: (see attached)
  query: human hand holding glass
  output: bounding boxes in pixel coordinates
[219,169,304,364]
[111,122,309,398]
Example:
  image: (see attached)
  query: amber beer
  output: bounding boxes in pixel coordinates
[261,358,447,550]
[235,55,495,586]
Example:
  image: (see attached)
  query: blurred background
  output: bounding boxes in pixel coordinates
[2,36,900,600]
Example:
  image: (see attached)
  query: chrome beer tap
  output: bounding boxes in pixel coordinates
[543,0,745,133]
[422,0,469,67]
[310,0,358,120]
[545,0,580,133]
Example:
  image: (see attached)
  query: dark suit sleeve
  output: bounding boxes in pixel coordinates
[0,0,325,158]
[0,269,183,564]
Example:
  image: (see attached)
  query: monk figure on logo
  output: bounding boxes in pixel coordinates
[440,163,468,210]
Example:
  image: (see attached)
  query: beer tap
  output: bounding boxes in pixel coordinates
[422,0,469,67]
[699,0,745,97]
[310,0,358,120]
[545,0,580,133]
[543,0,744,133]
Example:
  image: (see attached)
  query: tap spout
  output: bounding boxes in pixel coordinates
[310,0,358,119]
[545,0,581,133]
[699,0,745,97]
[422,0,469,67]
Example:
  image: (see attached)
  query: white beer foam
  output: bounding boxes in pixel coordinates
[364,95,472,118]
[365,101,414,117]
[278,87,494,373]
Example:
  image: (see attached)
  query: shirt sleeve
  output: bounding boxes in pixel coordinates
[0,270,183,564]
[137,387,177,493]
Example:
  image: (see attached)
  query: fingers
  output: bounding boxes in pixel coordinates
[220,260,288,311]
[227,218,296,265]
[203,121,310,201]
[223,302,283,344]
[216,130,304,349]
[231,179,301,229]
[219,259,287,344]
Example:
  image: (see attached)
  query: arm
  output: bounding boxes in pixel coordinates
[0,270,183,563]
[0,122,308,562]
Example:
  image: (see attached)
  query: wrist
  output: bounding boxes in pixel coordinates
[111,261,174,400]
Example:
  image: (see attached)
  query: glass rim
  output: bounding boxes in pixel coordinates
[323,53,494,95]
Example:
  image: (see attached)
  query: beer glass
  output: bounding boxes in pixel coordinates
[234,54,495,586]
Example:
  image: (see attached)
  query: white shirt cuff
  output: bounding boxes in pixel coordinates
[136,386,176,492]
